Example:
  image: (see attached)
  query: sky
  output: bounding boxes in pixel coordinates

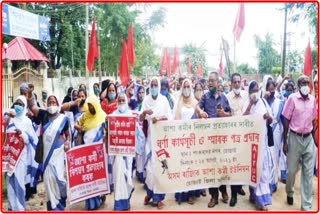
[145,3,313,70]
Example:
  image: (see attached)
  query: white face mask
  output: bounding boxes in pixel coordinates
[233,88,241,95]
[300,86,310,96]
[47,106,60,114]
[183,88,191,97]
[118,104,127,113]
[250,92,259,100]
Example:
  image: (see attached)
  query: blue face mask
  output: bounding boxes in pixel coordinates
[284,90,293,98]
[14,105,24,117]
[151,87,158,97]
[160,89,168,96]
[224,89,229,94]
[108,92,115,100]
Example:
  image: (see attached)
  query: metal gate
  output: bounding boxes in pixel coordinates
[2,66,43,110]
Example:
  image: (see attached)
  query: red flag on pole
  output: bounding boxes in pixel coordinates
[219,52,223,77]
[233,3,245,42]
[303,41,312,76]
[196,64,203,78]
[171,47,179,75]
[303,41,313,92]
[119,40,130,86]
[187,57,192,74]
[160,48,170,76]
[86,16,99,73]
[127,23,135,67]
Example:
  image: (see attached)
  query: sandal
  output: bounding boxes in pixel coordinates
[187,197,194,205]
[157,201,164,209]
[144,196,151,205]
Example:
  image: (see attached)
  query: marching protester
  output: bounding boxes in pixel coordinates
[194,82,204,102]
[196,71,232,208]
[173,78,200,205]
[140,76,173,209]
[4,96,38,211]
[243,80,273,211]
[263,80,285,193]
[27,94,70,211]
[160,78,175,111]
[100,82,118,192]
[226,73,248,207]
[134,86,147,183]
[93,83,100,98]
[108,93,135,210]
[282,75,316,211]
[74,95,107,210]
[62,87,73,104]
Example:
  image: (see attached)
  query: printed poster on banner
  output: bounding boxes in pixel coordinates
[151,115,264,193]
[2,132,25,176]
[108,115,136,156]
[66,141,109,205]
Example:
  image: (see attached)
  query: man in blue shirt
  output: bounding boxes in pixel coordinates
[196,71,231,208]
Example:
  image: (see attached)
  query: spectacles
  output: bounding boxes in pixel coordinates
[208,79,217,83]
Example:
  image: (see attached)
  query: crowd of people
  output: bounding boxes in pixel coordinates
[2,71,318,211]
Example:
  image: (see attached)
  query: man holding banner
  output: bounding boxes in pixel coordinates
[196,71,231,208]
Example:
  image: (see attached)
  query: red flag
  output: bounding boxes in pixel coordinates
[196,64,203,78]
[171,47,179,75]
[127,23,135,67]
[160,48,170,76]
[187,57,192,74]
[219,53,223,77]
[119,41,129,86]
[303,41,313,92]
[233,3,245,42]
[86,17,99,72]
[303,41,312,76]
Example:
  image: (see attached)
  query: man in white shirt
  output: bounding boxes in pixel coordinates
[226,73,249,207]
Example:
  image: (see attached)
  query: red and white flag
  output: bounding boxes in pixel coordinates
[233,3,245,42]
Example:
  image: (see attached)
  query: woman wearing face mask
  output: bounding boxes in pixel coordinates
[28,95,70,211]
[194,82,204,102]
[283,82,295,100]
[160,79,175,110]
[101,83,118,115]
[243,81,273,211]
[109,93,144,210]
[74,95,107,210]
[134,86,147,183]
[263,80,285,193]
[173,79,201,205]
[140,76,173,209]
[5,96,38,211]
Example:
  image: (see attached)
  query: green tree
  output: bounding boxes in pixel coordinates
[254,33,281,74]
[182,43,208,77]
[237,63,257,74]
[287,50,303,72]
[286,3,317,45]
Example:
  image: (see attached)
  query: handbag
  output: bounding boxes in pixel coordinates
[34,135,44,164]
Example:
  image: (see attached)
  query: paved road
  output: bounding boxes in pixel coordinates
[2,170,318,211]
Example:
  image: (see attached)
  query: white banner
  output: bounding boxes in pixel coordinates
[151,115,265,193]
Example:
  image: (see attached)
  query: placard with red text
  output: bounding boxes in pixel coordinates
[66,142,109,204]
[108,115,136,156]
